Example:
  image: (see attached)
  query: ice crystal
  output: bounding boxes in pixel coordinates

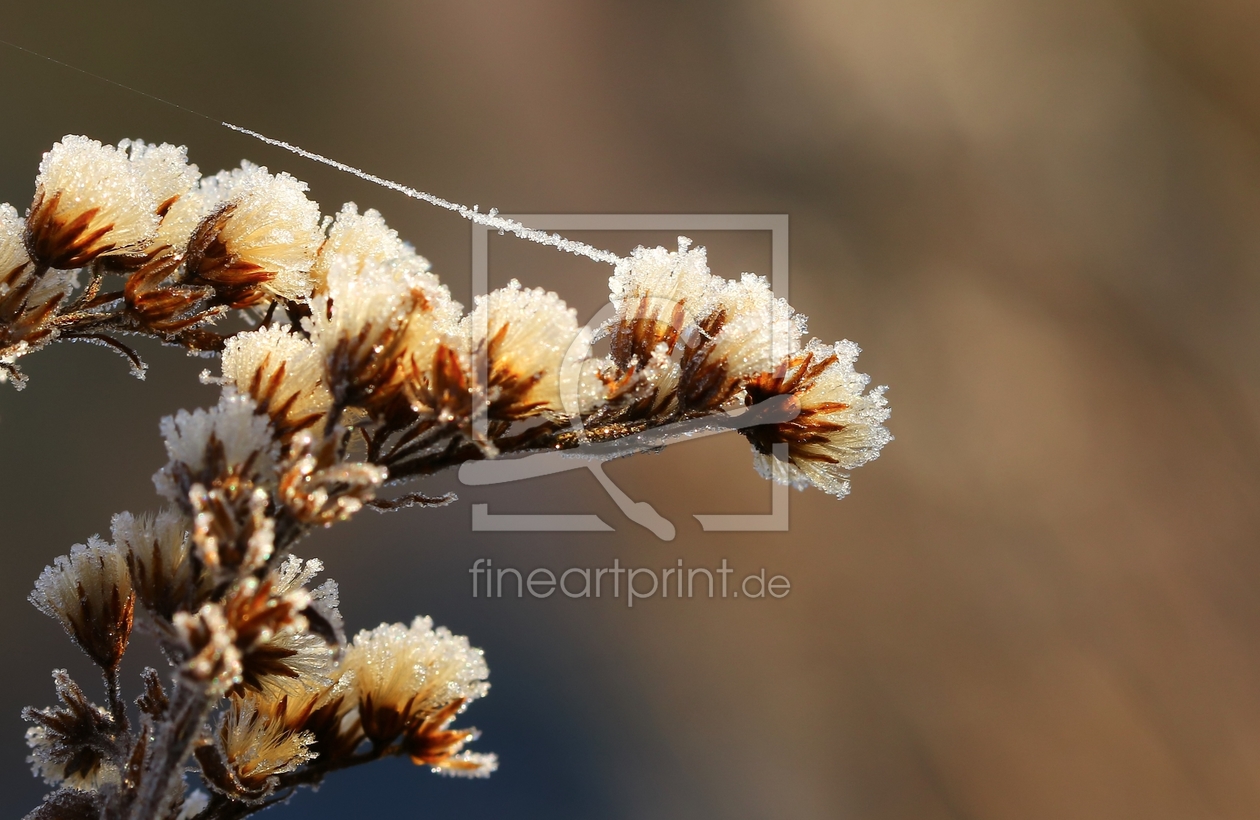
[24,671,120,791]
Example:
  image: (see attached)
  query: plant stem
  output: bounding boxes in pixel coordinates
[104,667,127,729]
[126,679,213,820]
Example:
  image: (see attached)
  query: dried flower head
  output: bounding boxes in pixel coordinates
[606,238,723,368]
[676,272,805,411]
[220,561,337,695]
[25,135,164,269]
[115,507,201,621]
[309,206,466,432]
[155,390,277,502]
[23,670,121,791]
[0,203,82,388]
[196,695,315,803]
[343,617,489,746]
[117,138,200,253]
[744,339,892,498]
[465,279,583,424]
[309,251,459,415]
[30,537,134,672]
[218,325,331,441]
[183,162,324,306]
[6,131,895,820]
[150,390,285,584]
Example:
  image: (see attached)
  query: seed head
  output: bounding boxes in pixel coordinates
[183,162,323,306]
[114,508,202,621]
[218,325,331,441]
[465,279,583,423]
[30,537,134,672]
[744,339,892,498]
[26,135,165,268]
[196,695,315,803]
[343,617,489,746]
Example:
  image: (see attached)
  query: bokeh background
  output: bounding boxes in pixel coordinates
[3,1,1260,817]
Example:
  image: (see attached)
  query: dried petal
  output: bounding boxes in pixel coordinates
[155,390,277,503]
[197,695,315,803]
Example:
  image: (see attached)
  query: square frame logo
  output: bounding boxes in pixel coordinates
[459,214,791,541]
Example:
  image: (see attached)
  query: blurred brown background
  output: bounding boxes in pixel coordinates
[4,1,1260,817]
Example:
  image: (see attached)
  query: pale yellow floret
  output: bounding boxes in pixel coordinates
[343,616,489,718]
[219,325,332,432]
[33,135,162,260]
[464,279,583,415]
[197,162,324,301]
[29,537,132,658]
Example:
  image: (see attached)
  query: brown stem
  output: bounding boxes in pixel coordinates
[104,667,127,730]
[125,679,213,820]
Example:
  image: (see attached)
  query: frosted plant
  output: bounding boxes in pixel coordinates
[5,135,893,819]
